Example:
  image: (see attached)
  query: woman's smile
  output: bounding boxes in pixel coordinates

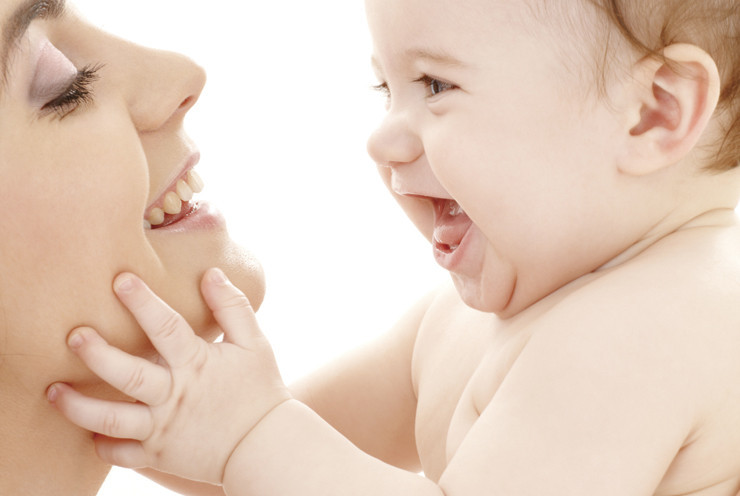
[144,151,205,229]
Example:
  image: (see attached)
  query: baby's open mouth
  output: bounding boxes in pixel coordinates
[432,198,472,254]
[144,169,204,230]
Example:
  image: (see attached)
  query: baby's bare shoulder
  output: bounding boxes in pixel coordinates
[535,223,740,416]
[578,223,740,328]
[543,224,740,492]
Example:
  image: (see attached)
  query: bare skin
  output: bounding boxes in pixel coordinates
[47,0,740,493]
[50,217,740,495]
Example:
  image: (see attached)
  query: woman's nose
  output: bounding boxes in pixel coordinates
[366,110,424,169]
[123,45,206,133]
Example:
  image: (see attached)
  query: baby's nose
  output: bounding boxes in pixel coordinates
[366,111,424,168]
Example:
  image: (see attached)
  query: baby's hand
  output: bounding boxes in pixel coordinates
[47,269,291,485]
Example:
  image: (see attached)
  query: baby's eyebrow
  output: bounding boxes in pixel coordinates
[370,49,468,76]
[404,48,467,68]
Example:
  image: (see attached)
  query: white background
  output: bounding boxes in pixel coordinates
[69,0,447,494]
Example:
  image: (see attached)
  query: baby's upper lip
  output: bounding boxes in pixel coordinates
[389,173,453,202]
[146,151,201,214]
[393,189,454,203]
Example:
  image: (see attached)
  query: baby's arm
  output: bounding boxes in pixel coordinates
[289,290,431,472]
[138,286,429,494]
[48,268,700,495]
[48,270,435,494]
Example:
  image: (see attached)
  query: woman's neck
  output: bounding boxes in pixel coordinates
[0,379,110,495]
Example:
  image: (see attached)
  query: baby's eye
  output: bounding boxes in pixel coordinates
[372,81,390,97]
[415,75,456,97]
[371,81,391,107]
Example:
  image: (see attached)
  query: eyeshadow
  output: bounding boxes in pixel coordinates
[29,39,76,105]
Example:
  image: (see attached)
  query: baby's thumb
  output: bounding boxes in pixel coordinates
[201,268,262,348]
[94,436,148,470]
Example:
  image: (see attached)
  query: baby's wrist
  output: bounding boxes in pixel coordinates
[221,397,295,485]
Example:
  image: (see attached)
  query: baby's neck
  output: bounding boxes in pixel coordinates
[599,207,739,272]
[0,384,109,495]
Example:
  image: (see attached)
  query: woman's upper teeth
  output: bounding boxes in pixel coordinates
[146,169,204,227]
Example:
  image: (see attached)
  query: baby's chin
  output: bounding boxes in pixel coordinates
[452,274,511,316]
[445,240,517,315]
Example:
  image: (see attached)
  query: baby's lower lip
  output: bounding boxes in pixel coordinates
[431,198,474,270]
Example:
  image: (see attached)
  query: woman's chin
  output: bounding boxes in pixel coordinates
[219,241,266,311]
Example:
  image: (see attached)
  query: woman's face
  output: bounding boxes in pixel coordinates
[0,0,264,391]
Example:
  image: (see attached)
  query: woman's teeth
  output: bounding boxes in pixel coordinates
[145,170,204,228]
[449,201,464,217]
[176,179,194,202]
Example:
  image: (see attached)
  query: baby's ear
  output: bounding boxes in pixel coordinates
[617,43,721,176]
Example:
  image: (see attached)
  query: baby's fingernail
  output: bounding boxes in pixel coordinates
[209,268,228,285]
[68,327,91,350]
[114,274,136,294]
[47,384,59,403]
[68,330,84,350]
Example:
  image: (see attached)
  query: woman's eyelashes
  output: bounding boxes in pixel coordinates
[30,40,101,119]
[41,64,101,119]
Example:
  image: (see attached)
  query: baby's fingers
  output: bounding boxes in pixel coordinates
[67,327,170,405]
[48,383,153,441]
[201,268,261,348]
[114,273,200,368]
[93,437,148,469]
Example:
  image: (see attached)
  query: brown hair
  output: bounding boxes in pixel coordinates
[590,0,740,171]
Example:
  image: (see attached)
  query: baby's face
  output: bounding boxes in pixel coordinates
[0,1,264,390]
[366,0,629,316]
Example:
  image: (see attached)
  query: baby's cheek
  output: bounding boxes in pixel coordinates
[376,164,436,241]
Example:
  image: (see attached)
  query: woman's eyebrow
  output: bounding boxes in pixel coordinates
[1,0,67,89]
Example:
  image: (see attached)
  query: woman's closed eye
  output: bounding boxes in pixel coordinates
[41,64,101,119]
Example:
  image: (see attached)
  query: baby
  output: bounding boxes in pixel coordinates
[48,0,740,494]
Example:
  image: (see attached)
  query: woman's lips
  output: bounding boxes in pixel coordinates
[144,169,204,230]
[153,200,226,233]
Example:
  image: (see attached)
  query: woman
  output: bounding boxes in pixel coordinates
[0,0,265,494]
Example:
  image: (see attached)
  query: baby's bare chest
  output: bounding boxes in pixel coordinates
[413,309,532,481]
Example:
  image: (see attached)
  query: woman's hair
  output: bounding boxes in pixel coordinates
[590,0,740,171]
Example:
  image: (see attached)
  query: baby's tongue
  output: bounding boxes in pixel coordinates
[433,200,473,251]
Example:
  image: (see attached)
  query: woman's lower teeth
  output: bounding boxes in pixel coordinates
[145,170,204,228]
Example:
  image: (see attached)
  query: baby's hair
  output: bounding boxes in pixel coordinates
[589,0,740,171]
